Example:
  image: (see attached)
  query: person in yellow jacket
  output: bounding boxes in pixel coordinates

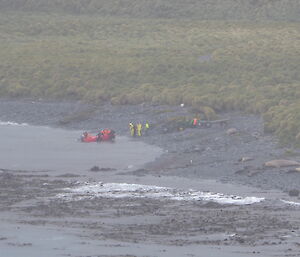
[136,122,142,137]
[144,121,150,135]
[129,122,135,137]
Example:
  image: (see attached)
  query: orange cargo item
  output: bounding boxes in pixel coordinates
[81,134,98,142]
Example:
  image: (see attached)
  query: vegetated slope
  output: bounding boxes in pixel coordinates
[0,0,299,21]
[0,12,299,146]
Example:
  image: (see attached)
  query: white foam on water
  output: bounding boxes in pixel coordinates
[56,182,264,205]
[0,121,28,126]
[281,199,300,206]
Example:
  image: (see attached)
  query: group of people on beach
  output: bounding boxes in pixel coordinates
[129,121,150,137]
[80,121,151,143]
[81,116,199,142]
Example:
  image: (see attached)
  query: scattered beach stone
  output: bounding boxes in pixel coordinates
[56,173,80,178]
[130,168,149,176]
[264,160,300,168]
[235,169,247,175]
[288,189,300,197]
[226,128,238,135]
[238,157,254,162]
[287,169,298,174]
[7,242,32,247]
[133,168,148,173]
[295,167,300,172]
[247,170,261,177]
[235,166,260,177]
[252,132,261,139]
[90,166,116,172]
[90,166,101,172]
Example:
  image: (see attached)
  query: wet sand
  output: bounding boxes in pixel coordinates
[0,99,300,257]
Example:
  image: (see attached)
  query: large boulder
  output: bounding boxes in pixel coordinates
[264,159,300,168]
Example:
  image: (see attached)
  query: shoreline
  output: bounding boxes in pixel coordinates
[0,98,299,194]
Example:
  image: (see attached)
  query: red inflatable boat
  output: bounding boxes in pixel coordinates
[80,129,115,143]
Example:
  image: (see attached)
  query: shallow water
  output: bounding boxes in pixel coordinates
[0,122,162,174]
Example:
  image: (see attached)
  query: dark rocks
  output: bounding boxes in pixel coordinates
[56,173,80,177]
[288,189,300,197]
[90,166,116,172]
[90,166,101,172]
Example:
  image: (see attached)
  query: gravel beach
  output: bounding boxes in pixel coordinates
[0,99,300,257]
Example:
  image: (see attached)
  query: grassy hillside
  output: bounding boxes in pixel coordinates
[0,0,300,21]
[0,12,299,146]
